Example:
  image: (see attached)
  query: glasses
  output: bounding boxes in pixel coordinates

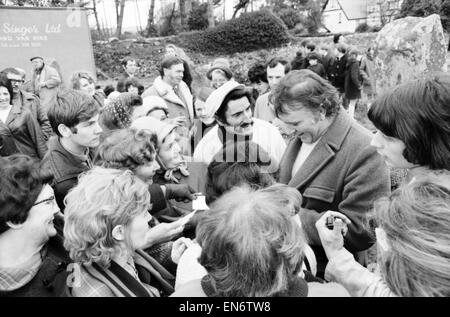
[10,79,24,84]
[33,195,55,207]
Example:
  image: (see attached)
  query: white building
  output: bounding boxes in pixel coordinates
[322,0,402,33]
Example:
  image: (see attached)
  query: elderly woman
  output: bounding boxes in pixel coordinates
[69,71,104,108]
[0,154,69,297]
[63,167,191,297]
[206,58,233,90]
[131,116,208,215]
[99,92,143,131]
[317,174,450,296]
[0,75,47,159]
[172,185,349,297]
[271,69,390,277]
[368,72,450,180]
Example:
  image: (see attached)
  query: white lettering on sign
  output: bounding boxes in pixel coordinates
[3,23,39,37]
[45,23,61,33]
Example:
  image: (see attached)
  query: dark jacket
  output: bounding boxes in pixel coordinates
[345,57,362,100]
[328,54,348,93]
[13,90,53,140]
[0,106,47,159]
[0,229,71,297]
[153,161,208,217]
[279,108,390,277]
[307,63,327,79]
[41,137,94,211]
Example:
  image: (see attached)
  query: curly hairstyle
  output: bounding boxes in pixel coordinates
[0,154,53,234]
[271,69,340,118]
[63,167,151,268]
[196,185,306,297]
[95,128,157,173]
[99,92,143,131]
[247,63,267,84]
[368,72,450,170]
[373,174,450,297]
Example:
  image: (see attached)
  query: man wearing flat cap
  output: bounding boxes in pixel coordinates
[30,56,61,113]
[193,80,286,170]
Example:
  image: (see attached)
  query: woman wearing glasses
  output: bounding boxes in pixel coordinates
[0,154,70,297]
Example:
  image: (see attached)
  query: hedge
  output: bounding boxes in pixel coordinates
[177,10,291,55]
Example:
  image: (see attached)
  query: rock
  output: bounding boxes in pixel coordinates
[373,14,448,94]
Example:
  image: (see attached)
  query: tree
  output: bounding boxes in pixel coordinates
[397,0,450,32]
[179,0,187,30]
[207,0,215,27]
[144,0,156,37]
[114,0,126,38]
[91,0,103,38]
[232,0,250,18]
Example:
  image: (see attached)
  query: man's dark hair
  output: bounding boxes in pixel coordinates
[266,57,291,74]
[47,89,100,137]
[0,154,53,235]
[333,34,342,44]
[159,56,184,77]
[103,84,115,97]
[124,77,145,96]
[121,58,137,68]
[215,87,254,125]
[306,43,316,51]
[247,63,267,84]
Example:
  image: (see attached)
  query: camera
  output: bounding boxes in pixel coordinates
[326,215,336,229]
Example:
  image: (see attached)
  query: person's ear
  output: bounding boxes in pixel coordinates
[6,221,25,230]
[112,225,125,241]
[58,124,73,138]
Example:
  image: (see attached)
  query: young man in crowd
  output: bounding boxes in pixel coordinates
[116,58,140,92]
[42,89,102,211]
[253,57,294,141]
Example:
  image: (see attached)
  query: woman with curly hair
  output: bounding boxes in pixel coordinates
[63,167,191,297]
[69,71,104,109]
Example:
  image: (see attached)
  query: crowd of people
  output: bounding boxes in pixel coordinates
[0,35,449,297]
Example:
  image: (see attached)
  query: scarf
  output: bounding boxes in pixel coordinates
[82,250,175,297]
[200,274,309,297]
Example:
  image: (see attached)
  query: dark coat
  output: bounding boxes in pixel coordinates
[13,90,53,140]
[41,137,94,211]
[0,229,71,297]
[345,57,362,100]
[307,63,327,79]
[0,106,47,159]
[279,108,390,276]
[328,54,348,93]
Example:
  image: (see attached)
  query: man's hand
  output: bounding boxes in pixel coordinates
[144,221,185,248]
[315,211,351,260]
[171,237,193,264]
[164,184,197,202]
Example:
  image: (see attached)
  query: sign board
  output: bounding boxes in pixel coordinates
[0,6,96,84]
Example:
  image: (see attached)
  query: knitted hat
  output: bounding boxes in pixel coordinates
[132,95,168,119]
[206,58,233,80]
[197,87,215,102]
[131,116,176,146]
[205,80,244,119]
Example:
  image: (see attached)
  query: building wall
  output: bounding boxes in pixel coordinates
[323,10,360,33]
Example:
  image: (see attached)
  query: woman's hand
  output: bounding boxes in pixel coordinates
[144,221,185,248]
[315,211,351,260]
[171,237,194,264]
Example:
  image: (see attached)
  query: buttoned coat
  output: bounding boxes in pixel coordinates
[279,108,390,276]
